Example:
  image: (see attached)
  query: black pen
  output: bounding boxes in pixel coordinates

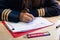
[56,25,60,28]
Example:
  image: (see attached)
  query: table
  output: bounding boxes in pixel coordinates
[0,16,60,40]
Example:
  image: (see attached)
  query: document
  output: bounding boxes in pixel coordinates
[4,17,53,32]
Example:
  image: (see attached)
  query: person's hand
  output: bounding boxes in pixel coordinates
[19,12,34,23]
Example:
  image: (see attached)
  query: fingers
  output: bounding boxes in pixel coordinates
[23,15,33,22]
[26,13,34,19]
[19,13,34,23]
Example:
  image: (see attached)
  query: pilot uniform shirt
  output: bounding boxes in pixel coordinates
[0,0,60,22]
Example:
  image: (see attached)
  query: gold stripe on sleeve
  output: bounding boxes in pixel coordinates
[38,9,40,17]
[40,9,43,16]
[42,8,45,16]
[38,8,45,17]
[4,9,10,21]
[1,9,7,21]
[1,9,12,21]
[6,9,12,21]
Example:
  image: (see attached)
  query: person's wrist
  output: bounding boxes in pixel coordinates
[19,12,25,22]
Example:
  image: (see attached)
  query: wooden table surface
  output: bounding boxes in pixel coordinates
[0,16,60,40]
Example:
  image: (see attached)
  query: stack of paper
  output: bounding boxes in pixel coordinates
[4,17,53,32]
[2,17,53,38]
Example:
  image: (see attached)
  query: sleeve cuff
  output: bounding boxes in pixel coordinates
[8,10,20,22]
[37,8,45,17]
[1,9,20,22]
[29,8,45,17]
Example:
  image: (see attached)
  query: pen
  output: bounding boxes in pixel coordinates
[56,25,60,28]
[26,31,50,38]
[56,20,60,28]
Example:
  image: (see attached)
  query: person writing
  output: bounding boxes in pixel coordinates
[0,0,60,22]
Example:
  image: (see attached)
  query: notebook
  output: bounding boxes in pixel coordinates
[4,17,53,32]
[2,21,39,38]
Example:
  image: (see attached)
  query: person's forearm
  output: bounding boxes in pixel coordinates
[0,0,20,22]
[0,9,20,22]
[28,0,60,17]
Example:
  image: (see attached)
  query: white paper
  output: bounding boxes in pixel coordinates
[4,17,53,32]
